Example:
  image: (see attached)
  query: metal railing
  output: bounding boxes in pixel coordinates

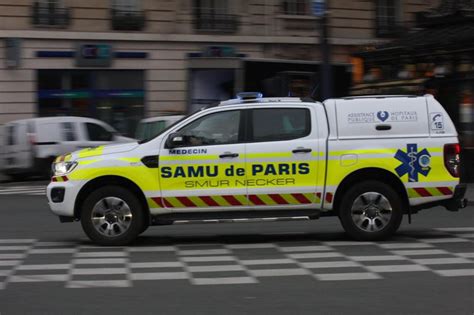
[194,13,239,33]
[111,9,146,31]
[31,4,70,27]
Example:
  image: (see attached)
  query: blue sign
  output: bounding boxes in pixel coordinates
[394,144,431,182]
[311,0,326,17]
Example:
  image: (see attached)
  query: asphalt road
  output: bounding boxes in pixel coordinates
[0,183,472,315]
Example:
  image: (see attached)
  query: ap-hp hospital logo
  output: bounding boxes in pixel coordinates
[394,144,431,182]
[377,111,390,122]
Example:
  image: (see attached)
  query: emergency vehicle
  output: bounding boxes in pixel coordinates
[47,93,467,245]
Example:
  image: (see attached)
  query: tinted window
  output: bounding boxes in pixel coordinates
[251,108,310,142]
[177,110,241,146]
[136,121,167,141]
[62,122,76,141]
[85,123,113,141]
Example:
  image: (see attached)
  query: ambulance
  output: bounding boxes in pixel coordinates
[47,93,467,245]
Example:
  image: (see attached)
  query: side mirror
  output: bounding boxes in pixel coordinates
[166,133,184,148]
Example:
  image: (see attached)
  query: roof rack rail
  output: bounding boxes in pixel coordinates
[340,95,419,100]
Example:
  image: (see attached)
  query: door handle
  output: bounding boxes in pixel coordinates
[376,124,392,131]
[292,147,312,153]
[219,152,239,158]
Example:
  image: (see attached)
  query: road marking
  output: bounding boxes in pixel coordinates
[379,243,433,249]
[249,268,310,277]
[10,274,68,282]
[434,269,474,277]
[422,238,471,243]
[72,268,127,275]
[322,241,375,246]
[279,245,332,252]
[300,261,360,268]
[240,259,295,265]
[412,258,473,265]
[67,280,130,288]
[181,256,235,262]
[0,239,36,244]
[188,265,245,272]
[365,265,430,273]
[73,258,128,265]
[192,277,257,285]
[226,243,276,249]
[75,252,127,257]
[178,249,230,256]
[455,252,474,258]
[128,246,175,252]
[131,272,188,280]
[0,260,20,266]
[0,254,25,259]
[31,248,75,254]
[391,249,449,256]
[0,246,29,251]
[288,252,343,259]
[130,262,184,268]
[436,227,474,232]
[349,255,407,262]
[315,272,381,281]
[18,264,70,270]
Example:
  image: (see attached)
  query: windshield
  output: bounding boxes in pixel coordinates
[137,115,190,144]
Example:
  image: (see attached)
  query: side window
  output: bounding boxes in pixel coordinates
[85,123,113,142]
[251,108,310,142]
[177,110,241,146]
[61,122,76,141]
[7,125,16,145]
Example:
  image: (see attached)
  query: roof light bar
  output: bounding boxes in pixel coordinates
[236,92,263,100]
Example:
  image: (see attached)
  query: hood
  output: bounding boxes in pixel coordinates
[57,142,140,161]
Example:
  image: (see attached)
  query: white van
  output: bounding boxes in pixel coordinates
[2,116,134,178]
[135,115,184,142]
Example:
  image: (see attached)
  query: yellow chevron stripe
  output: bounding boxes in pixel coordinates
[211,195,231,207]
[258,194,277,205]
[188,196,208,207]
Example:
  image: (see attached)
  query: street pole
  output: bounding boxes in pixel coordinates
[320,9,332,100]
[312,0,332,100]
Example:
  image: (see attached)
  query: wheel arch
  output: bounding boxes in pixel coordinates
[333,167,408,214]
[74,175,150,221]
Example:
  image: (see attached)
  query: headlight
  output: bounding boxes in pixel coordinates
[52,161,78,176]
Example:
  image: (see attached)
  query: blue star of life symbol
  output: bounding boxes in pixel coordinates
[394,144,431,182]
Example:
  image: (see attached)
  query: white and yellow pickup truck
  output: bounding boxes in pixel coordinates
[47,93,467,245]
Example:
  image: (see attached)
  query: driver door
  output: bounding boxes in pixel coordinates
[158,109,248,211]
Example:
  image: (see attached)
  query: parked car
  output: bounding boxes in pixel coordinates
[2,116,135,178]
[135,115,184,142]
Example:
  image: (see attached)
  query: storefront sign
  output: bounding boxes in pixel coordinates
[76,44,113,67]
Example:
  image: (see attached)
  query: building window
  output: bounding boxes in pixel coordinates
[282,0,309,15]
[111,0,145,31]
[194,0,239,33]
[32,0,70,27]
[376,0,401,37]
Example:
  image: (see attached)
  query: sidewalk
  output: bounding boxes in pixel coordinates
[466,184,473,204]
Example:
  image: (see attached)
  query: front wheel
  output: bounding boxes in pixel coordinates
[81,186,145,246]
[338,181,403,241]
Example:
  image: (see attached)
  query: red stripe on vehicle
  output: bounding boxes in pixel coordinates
[325,193,333,203]
[437,187,453,196]
[267,194,287,205]
[177,196,197,207]
[249,195,265,206]
[223,195,242,206]
[162,198,174,208]
[316,192,322,199]
[414,187,431,197]
[292,193,311,204]
[151,197,165,207]
[200,196,219,207]
[51,177,57,182]
[61,176,68,182]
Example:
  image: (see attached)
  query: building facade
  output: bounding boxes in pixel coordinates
[0,0,437,136]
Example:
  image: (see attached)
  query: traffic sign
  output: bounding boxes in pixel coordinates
[311,0,326,17]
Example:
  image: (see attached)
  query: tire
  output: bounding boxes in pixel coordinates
[80,185,145,246]
[338,180,403,241]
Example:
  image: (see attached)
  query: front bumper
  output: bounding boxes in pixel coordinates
[412,184,468,212]
[47,180,85,217]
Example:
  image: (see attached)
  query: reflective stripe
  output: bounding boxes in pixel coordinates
[52,176,68,182]
[78,146,104,159]
[408,186,454,198]
[148,192,322,208]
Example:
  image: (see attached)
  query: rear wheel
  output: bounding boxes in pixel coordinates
[81,186,145,246]
[338,181,403,241]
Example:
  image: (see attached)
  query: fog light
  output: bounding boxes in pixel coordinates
[51,188,65,203]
